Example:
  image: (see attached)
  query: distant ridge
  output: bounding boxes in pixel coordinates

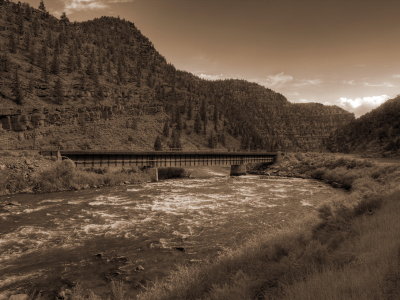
[327,97,400,156]
[0,0,354,151]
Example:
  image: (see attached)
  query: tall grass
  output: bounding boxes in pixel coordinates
[34,160,151,193]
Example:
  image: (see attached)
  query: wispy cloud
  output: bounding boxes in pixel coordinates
[338,95,390,117]
[392,74,400,79]
[294,79,322,87]
[63,0,134,13]
[363,82,395,88]
[342,80,356,85]
[264,72,294,87]
[198,73,226,81]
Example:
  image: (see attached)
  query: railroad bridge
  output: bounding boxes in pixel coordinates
[40,150,277,181]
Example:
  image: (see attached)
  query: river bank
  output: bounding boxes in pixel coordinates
[0,151,189,197]
[134,152,400,300]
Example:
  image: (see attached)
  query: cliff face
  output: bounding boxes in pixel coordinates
[327,97,400,157]
[0,0,354,151]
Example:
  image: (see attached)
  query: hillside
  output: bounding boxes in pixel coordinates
[327,97,400,156]
[0,0,354,151]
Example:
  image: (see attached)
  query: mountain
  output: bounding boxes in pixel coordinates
[327,97,400,156]
[0,0,354,151]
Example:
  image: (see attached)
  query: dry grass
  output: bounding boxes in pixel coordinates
[34,160,151,193]
[280,189,400,300]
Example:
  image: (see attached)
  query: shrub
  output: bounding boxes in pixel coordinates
[158,167,190,180]
[353,196,382,216]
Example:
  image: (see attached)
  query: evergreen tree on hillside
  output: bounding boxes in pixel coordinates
[38,0,46,12]
[154,135,162,151]
[60,12,69,24]
[16,12,24,35]
[67,48,75,73]
[53,79,64,104]
[24,31,31,51]
[208,131,218,149]
[200,99,207,121]
[12,69,23,105]
[8,33,16,53]
[194,113,202,134]
[170,129,182,150]
[39,44,48,81]
[51,50,60,75]
[163,121,170,137]
[0,53,10,72]
[32,17,39,37]
[187,99,193,120]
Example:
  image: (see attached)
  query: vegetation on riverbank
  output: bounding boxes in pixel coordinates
[8,152,400,299]
[131,153,399,299]
[0,151,189,196]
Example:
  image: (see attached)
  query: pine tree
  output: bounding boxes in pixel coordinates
[200,99,207,121]
[53,79,64,104]
[208,131,218,149]
[218,133,226,146]
[12,69,23,105]
[0,53,10,72]
[8,33,16,53]
[29,44,36,65]
[16,13,24,35]
[67,48,75,73]
[24,31,31,51]
[194,113,202,134]
[32,17,39,37]
[162,121,170,137]
[154,136,162,151]
[60,12,69,24]
[51,51,59,75]
[39,0,46,12]
[39,44,48,81]
[187,99,193,120]
[171,129,182,150]
[203,117,208,135]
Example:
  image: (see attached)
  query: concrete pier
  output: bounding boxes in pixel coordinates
[144,166,159,182]
[230,164,247,176]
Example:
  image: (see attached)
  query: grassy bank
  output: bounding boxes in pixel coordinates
[131,153,399,300]
[0,151,191,196]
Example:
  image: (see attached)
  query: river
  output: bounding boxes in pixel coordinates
[0,168,343,298]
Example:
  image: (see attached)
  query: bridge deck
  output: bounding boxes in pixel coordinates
[41,151,277,168]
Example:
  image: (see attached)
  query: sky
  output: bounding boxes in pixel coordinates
[24,0,400,117]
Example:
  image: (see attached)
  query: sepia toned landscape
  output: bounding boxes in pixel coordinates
[0,0,399,299]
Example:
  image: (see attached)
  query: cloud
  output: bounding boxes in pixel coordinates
[363,82,395,88]
[392,74,400,79]
[264,72,294,87]
[63,0,134,13]
[342,80,356,85]
[338,95,390,117]
[198,73,226,81]
[294,79,322,87]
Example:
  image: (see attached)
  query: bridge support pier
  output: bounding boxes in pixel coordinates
[230,164,247,176]
[144,167,159,182]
